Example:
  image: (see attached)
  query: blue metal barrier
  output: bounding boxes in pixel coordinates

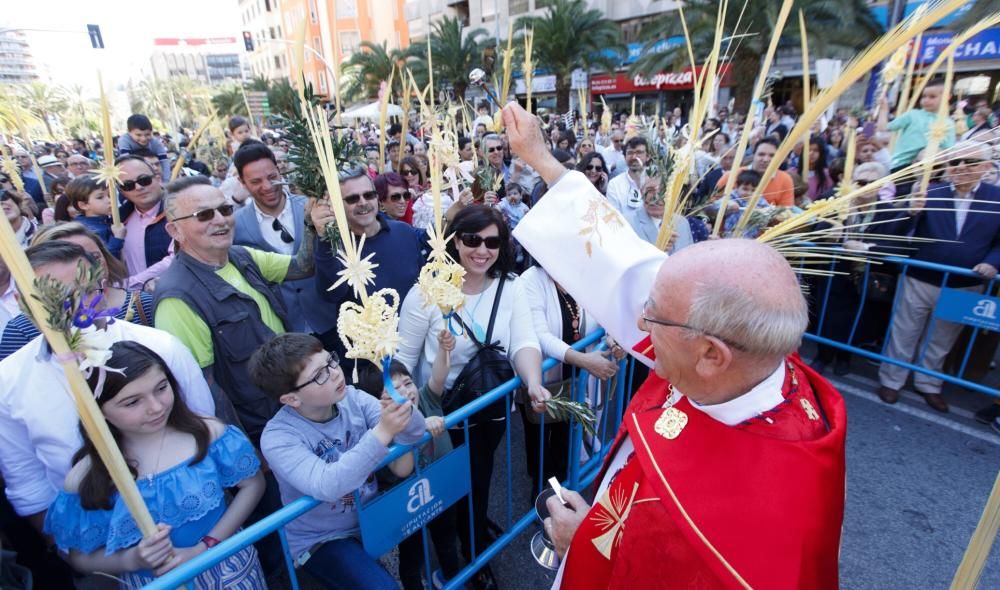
[805,253,998,398]
[144,328,627,590]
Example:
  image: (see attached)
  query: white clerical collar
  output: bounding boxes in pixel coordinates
[673,362,786,426]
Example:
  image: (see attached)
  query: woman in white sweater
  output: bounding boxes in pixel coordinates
[515,264,621,496]
[396,205,546,590]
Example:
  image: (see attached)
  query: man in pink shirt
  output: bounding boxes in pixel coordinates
[115,156,174,285]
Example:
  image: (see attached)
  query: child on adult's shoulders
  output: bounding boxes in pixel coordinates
[249,333,425,590]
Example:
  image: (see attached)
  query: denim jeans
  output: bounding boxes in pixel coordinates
[302,537,398,590]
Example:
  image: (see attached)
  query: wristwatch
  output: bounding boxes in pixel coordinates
[200,535,221,549]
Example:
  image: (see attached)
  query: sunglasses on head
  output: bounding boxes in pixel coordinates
[949,158,986,167]
[459,233,502,249]
[384,192,408,202]
[119,174,155,192]
[172,203,235,222]
[343,190,378,206]
[272,218,294,243]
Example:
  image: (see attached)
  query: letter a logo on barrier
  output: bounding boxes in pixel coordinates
[407,479,435,513]
[973,299,998,320]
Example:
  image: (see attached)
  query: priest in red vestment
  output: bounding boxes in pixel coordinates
[503,103,847,590]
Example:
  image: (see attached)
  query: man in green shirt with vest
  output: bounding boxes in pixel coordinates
[154,175,319,443]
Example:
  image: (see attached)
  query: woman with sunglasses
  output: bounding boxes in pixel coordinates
[575,152,609,195]
[396,205,546,590]
[0,222,156,362]
[398,156,427,196]
[374,172,414,224]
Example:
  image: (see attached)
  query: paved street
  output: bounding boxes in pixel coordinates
[482,367,1000,589]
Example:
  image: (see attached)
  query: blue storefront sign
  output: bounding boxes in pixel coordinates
[934,289,1000,331]
[358,444,471,558]
[917,28,1000,63]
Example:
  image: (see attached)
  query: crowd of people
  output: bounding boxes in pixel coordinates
[0,76,998,590]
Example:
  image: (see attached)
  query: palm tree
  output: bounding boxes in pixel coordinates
[428,15,489,102]
[19,81,68,138]
[64,84,100,139]
[211,84,248,117]
[630,0,883,112]
[267,79,298,118]
[0,85,40,136]
[516,0,623,113]
[340,40,414,103]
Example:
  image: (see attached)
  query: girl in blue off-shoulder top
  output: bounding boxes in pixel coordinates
[44,341,266,589]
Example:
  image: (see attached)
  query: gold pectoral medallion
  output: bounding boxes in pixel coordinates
[654,406,688,439]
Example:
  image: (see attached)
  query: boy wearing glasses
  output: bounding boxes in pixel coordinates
[252,333,425,590]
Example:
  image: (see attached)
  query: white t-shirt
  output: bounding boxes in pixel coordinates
[396,274,539,390]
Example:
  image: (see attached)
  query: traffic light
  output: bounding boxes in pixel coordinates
[242,31,254,52]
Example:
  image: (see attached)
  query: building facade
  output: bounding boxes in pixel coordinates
[239,0,290,80]
[149,38,250,86]
[0,29,39,85]
[278,0,411,100]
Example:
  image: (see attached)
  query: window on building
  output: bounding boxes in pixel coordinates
[274,55,281,69]
[313,36,324,58]
[536,0,555,9]
[270,27,276,39]
[264,0,271,11]
[319,71,328,93]
[481,0,496,18]
[340,31,361,56]
[336,0,358,19]
[510,0,529,14]
[309,0,318,24]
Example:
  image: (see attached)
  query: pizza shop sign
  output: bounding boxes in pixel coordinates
[591,67,728,94]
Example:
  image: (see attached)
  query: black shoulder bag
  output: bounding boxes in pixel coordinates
[442,276,515,425]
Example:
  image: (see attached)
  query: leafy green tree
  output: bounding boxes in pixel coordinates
[19,81,68,138]
[428,15,489,102]
[340,41,415,103]
[266,79,298,118]
[515,0,623,113]
[211,84,249,117]
[64,84,100,139]
[630,0,883,112]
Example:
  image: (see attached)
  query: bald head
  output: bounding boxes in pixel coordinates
[948,140,990,162]
[652,239,807,358]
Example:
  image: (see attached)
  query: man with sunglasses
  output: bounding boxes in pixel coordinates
[598,129,626,178]
[115,155,173,281]
[311,164,428,369]
[502,101,847,590]
[232,141,337,335]
[481,133,510,187]
[153,175,318,445]
[875,140,1000,413]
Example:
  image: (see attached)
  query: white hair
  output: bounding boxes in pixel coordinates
[685,282,808,358]
[854,161,888,178]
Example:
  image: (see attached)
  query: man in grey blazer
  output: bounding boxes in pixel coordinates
[232,140,337,334]
[623,174,692,253]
